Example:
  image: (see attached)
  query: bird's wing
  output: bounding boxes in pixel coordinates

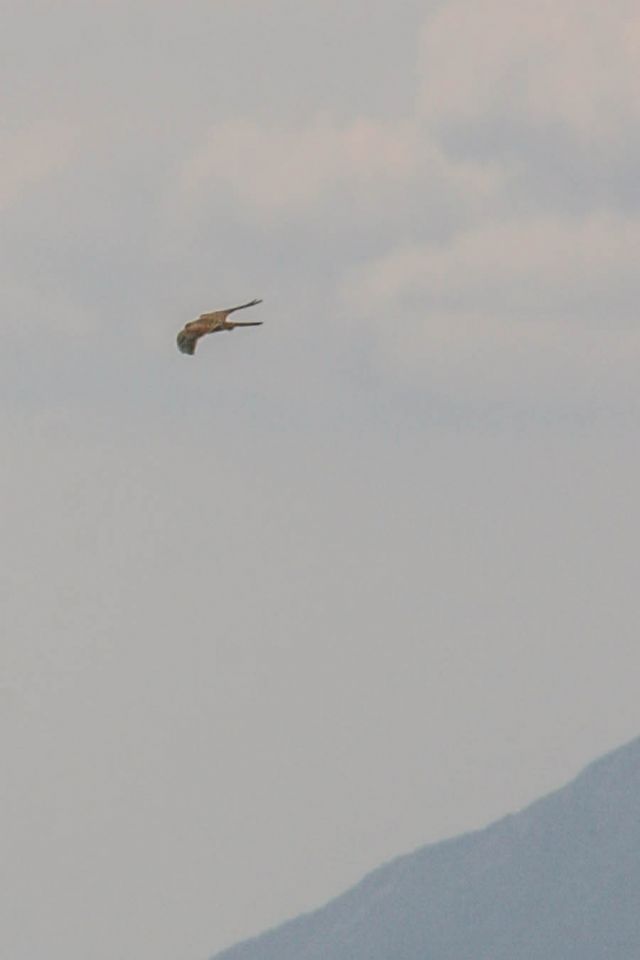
[197,309,228,323]
[199,299,263,321]
[176,329,198,355]
[226,298,263,314]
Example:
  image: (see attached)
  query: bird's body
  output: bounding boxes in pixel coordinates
[177,298,263,355]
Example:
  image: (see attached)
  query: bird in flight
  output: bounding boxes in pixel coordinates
[176,298,263,355]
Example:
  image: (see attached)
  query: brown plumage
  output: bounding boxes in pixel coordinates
[176,298,263,355]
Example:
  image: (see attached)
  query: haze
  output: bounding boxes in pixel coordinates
[2,2,640,958]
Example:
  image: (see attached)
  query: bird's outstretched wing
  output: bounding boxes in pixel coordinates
[196,309,227,324]
[198,298,263,322]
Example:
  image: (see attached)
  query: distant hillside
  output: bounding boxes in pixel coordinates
[212,736,640,960]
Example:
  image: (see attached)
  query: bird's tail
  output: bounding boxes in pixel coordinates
[228,321,263,328]
[227,298,263,314]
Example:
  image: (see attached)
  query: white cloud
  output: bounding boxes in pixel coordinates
[177,112,507,229]
[343,213,640,401]
[180,115,419,213]
[330,1,640,405]
[420,0,640,140]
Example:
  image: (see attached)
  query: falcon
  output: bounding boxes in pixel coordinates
[176,298,263,355]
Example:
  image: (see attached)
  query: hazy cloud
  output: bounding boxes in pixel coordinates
[182,117,418,214]
[333,1,640,402]
[344,212,640,403]
[4,4,640,960]
[420,0,640,139]
[417,0,640,213]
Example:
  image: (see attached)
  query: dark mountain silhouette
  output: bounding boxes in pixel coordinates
[212,736,640,960]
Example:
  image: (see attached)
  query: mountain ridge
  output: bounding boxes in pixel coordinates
[212,735,640,960]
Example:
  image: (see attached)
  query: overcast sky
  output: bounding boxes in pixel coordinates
[3,2,640,958]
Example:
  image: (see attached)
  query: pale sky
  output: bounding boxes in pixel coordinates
[2,2,640,958]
